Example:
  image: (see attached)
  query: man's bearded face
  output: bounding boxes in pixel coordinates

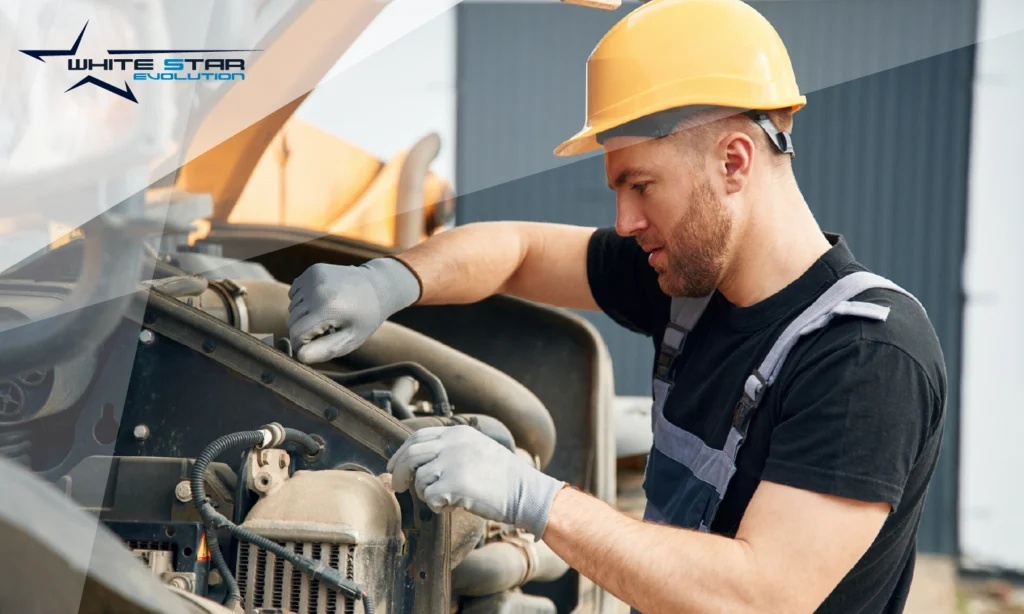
[638,175,733,298]
[604,129,738,298]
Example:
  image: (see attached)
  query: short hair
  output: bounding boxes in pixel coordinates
[671,107,794,164]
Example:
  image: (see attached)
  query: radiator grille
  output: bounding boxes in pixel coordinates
[237,541,357,614]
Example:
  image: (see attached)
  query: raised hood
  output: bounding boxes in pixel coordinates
[169,0,389,218]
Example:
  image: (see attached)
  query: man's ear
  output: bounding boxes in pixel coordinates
[717,131,755,194]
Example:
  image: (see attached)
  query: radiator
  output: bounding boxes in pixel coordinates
[237,541,357,614]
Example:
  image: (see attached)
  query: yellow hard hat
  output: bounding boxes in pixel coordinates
[554,0,806,157]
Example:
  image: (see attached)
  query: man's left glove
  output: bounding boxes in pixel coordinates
[386,425,565,538]
[286,258,421,364]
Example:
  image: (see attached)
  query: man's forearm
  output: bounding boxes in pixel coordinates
[395,222,526,305]
[543,487,761,614]
[394,221,598,310]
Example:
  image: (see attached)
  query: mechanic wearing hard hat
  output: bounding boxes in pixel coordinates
[287,0,947,612]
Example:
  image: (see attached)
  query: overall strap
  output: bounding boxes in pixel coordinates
[656,294,714,380]
[733,271,924,436]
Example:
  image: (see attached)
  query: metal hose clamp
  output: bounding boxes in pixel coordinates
[257,422,286,448]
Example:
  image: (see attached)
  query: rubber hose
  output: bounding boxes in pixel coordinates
[451,541,529,598]
[226,280,289,335]
[403,414,516,453]
[389,376,418,420]
[325,362,452,416]
[451,539,569,598]
[533,539,571,583]
[147,276,208,298]
[283,428,320,456]
[389,395,414,421]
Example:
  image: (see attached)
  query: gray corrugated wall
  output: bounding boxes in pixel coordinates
[455,0,975,555]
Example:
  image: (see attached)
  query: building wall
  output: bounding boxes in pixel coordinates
[958,0,1024,573]
[455,0,977,555]
[296,0,458,187]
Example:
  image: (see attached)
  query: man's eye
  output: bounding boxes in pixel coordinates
[632,183,648,195]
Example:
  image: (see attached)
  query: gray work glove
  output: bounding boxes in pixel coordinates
[387,425,566,538]
[287,258,421,364]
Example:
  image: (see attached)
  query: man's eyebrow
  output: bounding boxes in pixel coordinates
[608,168,651,190]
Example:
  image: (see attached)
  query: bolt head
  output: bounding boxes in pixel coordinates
[138,330,155,345]
[168,576,190,590]
[133,424,150,441]
[174,480,192,503]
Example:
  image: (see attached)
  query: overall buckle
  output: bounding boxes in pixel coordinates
[655,323,687,380]
[732,370,767,434]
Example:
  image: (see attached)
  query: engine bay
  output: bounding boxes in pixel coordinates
[0,217,606,614]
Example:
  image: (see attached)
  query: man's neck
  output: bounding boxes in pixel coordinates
[717,179,831,308]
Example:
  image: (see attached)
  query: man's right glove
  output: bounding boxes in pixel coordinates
[387,425,566,539]
[286,258,421,364]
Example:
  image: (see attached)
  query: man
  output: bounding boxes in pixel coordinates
[286,0,947,612]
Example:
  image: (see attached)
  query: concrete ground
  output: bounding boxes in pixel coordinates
[610,461,1023,614]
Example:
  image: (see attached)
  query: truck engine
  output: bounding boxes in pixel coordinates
[0,207,605,614]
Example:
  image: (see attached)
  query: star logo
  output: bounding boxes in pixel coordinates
[20,21,138,103]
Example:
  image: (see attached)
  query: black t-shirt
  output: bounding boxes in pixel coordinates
[587,228,947,613]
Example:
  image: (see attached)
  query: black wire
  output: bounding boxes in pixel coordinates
[206,531,241,612]
[190,431,265,608]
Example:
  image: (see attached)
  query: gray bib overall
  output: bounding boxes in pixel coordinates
[634,271,923,612]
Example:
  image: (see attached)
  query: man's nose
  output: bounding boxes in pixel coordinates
[615,197,648,237]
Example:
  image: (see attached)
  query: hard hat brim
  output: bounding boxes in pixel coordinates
[554,90,807,157]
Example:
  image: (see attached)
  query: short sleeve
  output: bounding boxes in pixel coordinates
[586,227,670,337]
[761,339,941,513]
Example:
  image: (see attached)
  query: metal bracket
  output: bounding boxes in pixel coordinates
[246,448,290,497]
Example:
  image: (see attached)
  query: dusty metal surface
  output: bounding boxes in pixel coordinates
[237,469,407,614]
[241,470,403,546]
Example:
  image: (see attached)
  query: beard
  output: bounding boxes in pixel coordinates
[644,178,732,298]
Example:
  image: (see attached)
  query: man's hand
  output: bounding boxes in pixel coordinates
[386,425,565,537]
[286,258,421,364]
